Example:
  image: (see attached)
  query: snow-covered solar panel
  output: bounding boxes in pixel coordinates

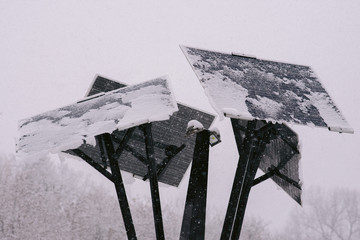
[69,76,216,187]
[181,46,353,134]
[235,119,302,204]
[16,76,178,158]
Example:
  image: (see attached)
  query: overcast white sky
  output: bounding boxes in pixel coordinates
[1,0,359,232]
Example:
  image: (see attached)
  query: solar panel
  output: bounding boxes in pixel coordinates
[86,75,126,96]
[16,77,178,158]
[69,76,216,187]
[234,119,302,204]
[181,46,353,134]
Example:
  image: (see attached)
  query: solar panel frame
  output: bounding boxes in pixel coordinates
[69,75,216,187]
[17,77,178,158]
[181,46,353,134]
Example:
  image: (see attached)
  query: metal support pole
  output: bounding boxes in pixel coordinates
[95,135,108,168]
[223,120,277,240]
[230,138,262,240]
[180,130,210,240]
[220,120,257,240]
[70,149,114,182]
[231,121,278,240]
[143,123,165,240]
[102,133,137,240]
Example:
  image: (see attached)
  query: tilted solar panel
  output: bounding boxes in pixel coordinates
[69,76,216,187]
[17,77,178,158]
[181,46,353,134]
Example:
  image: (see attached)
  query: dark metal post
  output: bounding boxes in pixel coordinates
[180,130,210,240]
[220,120,257,240]
[70,149,114,182]
[231,122,280,240]
[143,123,165,240]
[102,133,137,240]
[230,137,261,240]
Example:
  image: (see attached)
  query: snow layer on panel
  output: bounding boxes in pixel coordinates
[181,46,353,133]
[17,77,178,158]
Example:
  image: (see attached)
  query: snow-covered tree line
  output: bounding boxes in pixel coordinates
[0,154,125,239]
[1,154,359,239]
[0,155,271,239]
[276,187,360,240]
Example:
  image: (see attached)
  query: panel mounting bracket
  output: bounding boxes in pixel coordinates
[231,52,257,59]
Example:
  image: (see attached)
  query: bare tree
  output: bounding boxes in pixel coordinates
[279,187,360,240]
[0,155,126,239]
[239,217,272,240]
[203,211,272,240]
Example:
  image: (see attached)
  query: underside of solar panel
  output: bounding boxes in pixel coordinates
[234,119,302,204]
